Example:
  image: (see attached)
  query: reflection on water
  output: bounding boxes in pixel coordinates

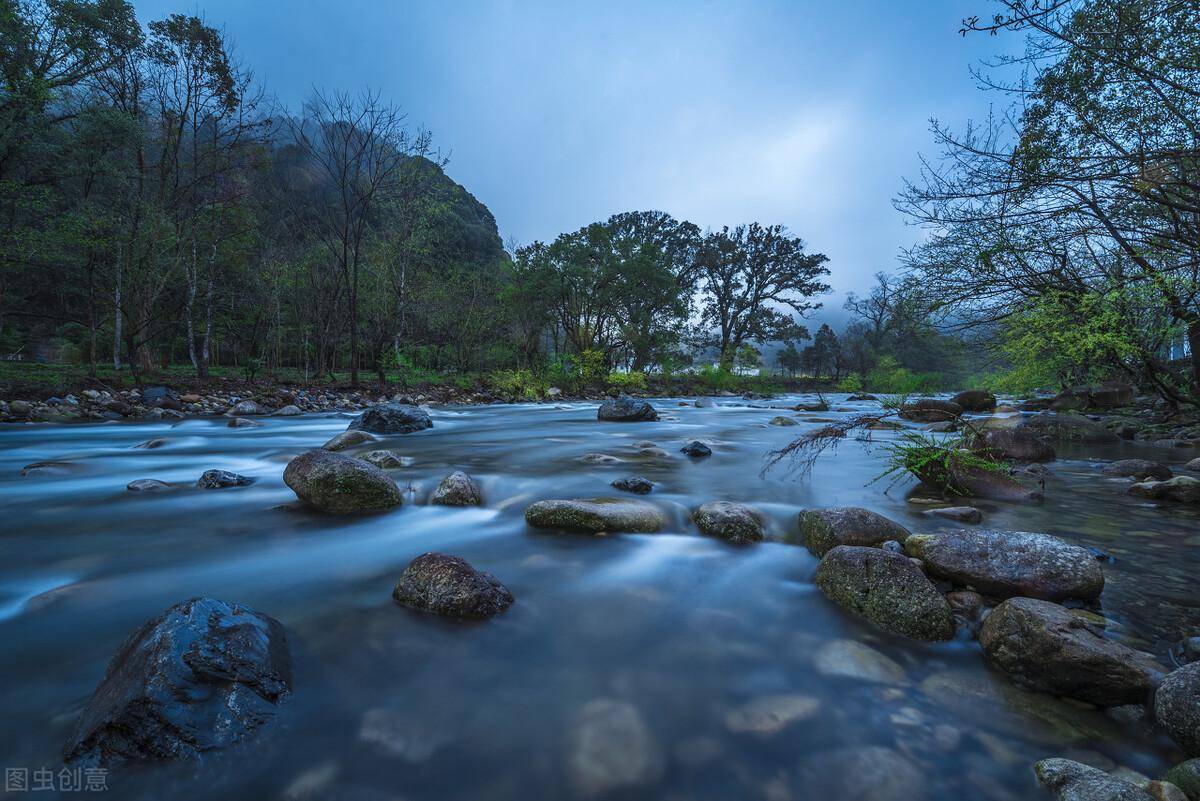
[0,396,1196,800]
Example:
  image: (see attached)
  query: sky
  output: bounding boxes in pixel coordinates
[132,0,1010,322]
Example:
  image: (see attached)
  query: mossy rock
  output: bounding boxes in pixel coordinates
[524,498,664,533]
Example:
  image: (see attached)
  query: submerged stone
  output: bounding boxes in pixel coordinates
[524,498,664,534]
[692,501,764,544]
[349,404,432,435]
[611,476,654,495]
[567,699,664,797]
[197,469,254,489]
[681,440,712,458]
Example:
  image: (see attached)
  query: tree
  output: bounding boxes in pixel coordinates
[733,343,760,373]
[777,343,803,377]
[695,223,830,368]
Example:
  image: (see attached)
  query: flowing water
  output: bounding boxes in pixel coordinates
[1,395,1197,800]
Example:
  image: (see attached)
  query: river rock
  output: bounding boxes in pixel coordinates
[924,506,982,523]
[813,639,907,685]
[226,399,266,416]
[596,396,658,422]
[350,404,432,434]
[134,438,168,449]
[692,501,764,544]
[795,746,924,801]
[197,469,254,489]
[64,597,291,765]
[799,507,911,557]
[20,460,75,476]
[274,404,301,416]
[951,389,997,412]
[431,471,482,506]
[567,699,664,797]
[8,400,31,416]
[1187,458,1200,472]
[359,449,405,469]
[1163,760,1200,799]
[724,694,820,735]
[611,476,654,494]
[391,553,512,618]
[1104,460,1173,481]
[283,449,403,513]
[127,479,171,492]
[1016,413,1120,443]
[769,415,798,426]
[1130,476,1200,503]
[1156,663,1200,755]
[524,498,664,533]
[1036,759,1156,801]
[813,546,954,640]
[971,428,1057,462]
[979,598,1164,706]
[914,452,1043,502]
[681,440,712,458]
[898,398,962,422]
[904,529,1104,601]
[323,430,377,451]
[227,417,261,428]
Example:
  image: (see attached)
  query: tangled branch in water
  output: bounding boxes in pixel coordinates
[760,413,894,478]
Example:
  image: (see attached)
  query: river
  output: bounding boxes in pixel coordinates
[0,394,1196,800]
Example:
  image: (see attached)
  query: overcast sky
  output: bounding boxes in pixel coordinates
[132,0,1009,317]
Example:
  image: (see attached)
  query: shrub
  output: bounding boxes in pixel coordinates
[606,371,648,392]
[697,365,739,392]
[837,373,863,392]
[487,369,548,400]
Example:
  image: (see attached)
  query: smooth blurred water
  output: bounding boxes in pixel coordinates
[0,395,1197,800]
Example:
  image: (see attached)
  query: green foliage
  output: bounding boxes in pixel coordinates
[486,369,548,399]
[577,349,607,383]
[837,373,863,392]
[734,344,761,372]
[865,355,941,394]
[605,371,648,392]
[697,365,739,392]
[874,431,1008,494]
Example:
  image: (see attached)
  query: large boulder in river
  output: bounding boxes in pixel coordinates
[904,529,1103,601]
[597,395,658,422]
[392,553,513,618]
[970,428,1056,463]
[950,389,997,412]
[692,501,764,544]
[349,403,432,435]
[431,471,482,506]
[1156,663,1200,755]
[283,449,403,513]
[814,545,954,641]
[913,452,1043,503]
[1129,475,1200,504]
[1035,759,1156,801]
[1014,413,1119,443]
[64,597,292,765]
[524,498,664,533]
[1103,459,1172,482]
[980,598,1165,706]
[898,398,962,422]
[799,507,911,557]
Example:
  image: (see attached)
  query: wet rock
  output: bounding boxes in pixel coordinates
[926,420,957,432]
[1187,458,1200,472]
[681,440,712,458]
[322,430,377,451]
[1103,460,1173,481]
[795,401,829,412]
[227,416,262,428]
[695,397,714,408]
[580,452,624,464]
[946,590,984,624]
[904,529,1104,601]
[524,498,664,533]
[431,471,482,506]
[847,393,878,401]
[274,404,301,416]
[283,450,403,513]
[951,389,997,412]
[971,428,1057,462]
[1129,476,1200,504]
[226,399,266,416]
[127,479,171,492]
[692,501,764,544]
[1156,663,1200,755]
[596,396,658,422]
[8,400,31,416]
[567,699,664,797]
[914,452,1043,502]
[134,438,168,449]
[924,506,982,523]
[1035,758,1156,801]
[724,694,820,735]
[796,746,924,801]
[1016,413,1120,443]
[799,507,911,557]
[197,469,254,489]
[898,398,962,422]
[349,403,433,435]
[1163,760,1200,799]
[813,545,954,640]
[813,639,907,684]
[359,449,405,469]
[980,598,1164,706]
[611,476,654,495]
[1172,637,1200,666]
[64,597,291,765]
[768,415,798,426]
[20,461,75,476]
[391,553,512,618]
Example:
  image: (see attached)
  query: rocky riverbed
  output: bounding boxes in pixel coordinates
[2,393,1199,800]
